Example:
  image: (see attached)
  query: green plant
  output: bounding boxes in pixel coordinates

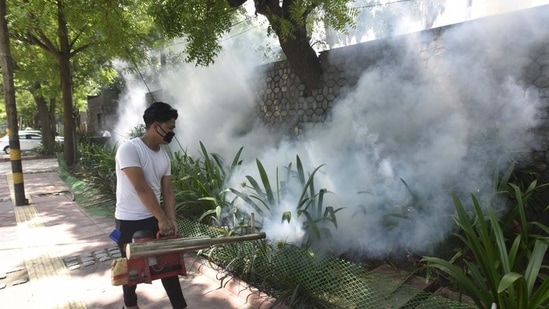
[229,155,343,248]
[35,139,64,155]
[422,189,549,309]
[76,141,118,196]
[171,141,243,223]
[127,124,145,138]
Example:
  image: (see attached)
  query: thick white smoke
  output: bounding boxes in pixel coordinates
[113,6,546,258]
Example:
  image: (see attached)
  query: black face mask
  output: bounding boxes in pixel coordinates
[156,125,175,144]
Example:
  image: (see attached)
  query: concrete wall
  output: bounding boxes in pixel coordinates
[255,5,549,175]
[86,88,119,134]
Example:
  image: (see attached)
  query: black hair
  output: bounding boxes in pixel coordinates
[143,102,178,128]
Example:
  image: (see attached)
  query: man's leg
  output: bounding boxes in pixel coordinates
[121,284,138,307]
[116,219,148,308]
[161,275,187,308]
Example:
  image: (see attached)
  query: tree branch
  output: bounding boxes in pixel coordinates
[70,43,91,57]
[227,0,247,7]
[27,31,57,55]
[69,24,89,50]
[256,0,283,17]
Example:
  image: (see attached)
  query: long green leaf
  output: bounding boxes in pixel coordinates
[300,210,321,239]
[508,235,521,270]
[524,239,548,295]
[532,222,549,235]
[296,164,325,210]
[454,194,500,303]
[529,274,549,308]
[230,146,244,168]
[489,207,511,273]
[471,195,500,294]
[510,183,530,240]
[464,260,492,305]
[498,272,527,308]
[497,161,515,192]
[228,188,266,216]
[324,206,344,228]
[317,188,325,219]
[211,152,226,178]
[255,159,275,205]
[199,141,214,180]
[422,257,485,307]
[296,155,305,184]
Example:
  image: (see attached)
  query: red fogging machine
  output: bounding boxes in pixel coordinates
[111,231,266,286]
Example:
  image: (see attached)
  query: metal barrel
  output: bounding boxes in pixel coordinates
[126,232,267,259]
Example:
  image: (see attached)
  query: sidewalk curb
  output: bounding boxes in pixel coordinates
[0,154,55,162]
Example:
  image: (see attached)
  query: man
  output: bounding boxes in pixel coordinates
[114,102,187,309]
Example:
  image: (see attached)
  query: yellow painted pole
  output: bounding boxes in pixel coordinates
[0,0,27,206]
[7,129,27,206]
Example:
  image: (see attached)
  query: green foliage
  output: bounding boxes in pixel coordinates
[127,124,145,139]
[61,138,528,308]
[76,140,118,196]
[35,139,63,155]
[148,0,236,66]
[229,155,343,248]
[6,0,162,156]
[171,143,343,249]
[171,141,243,223]
[310,0,358,33]
[148,0,357,64]
[422,186,549,309]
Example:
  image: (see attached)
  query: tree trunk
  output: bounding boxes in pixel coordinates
[277,24,322,91]
[30,82,56,153]
[59,50,75,165]
[50,98,57,135]
[232,0,322,91]
[0,0,26,205]
[57,1,76,166]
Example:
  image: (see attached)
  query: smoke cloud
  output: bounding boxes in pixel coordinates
[113,6,546,258]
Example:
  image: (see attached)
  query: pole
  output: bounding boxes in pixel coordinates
[126,232,267,260]
[0,0,27,206]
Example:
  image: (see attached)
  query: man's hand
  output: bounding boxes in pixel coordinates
[158,217,176,236]
[170,218,178,234]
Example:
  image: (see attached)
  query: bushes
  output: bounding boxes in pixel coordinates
[74,139,548,308]
[76,140,117,196]
[422,183,549,309]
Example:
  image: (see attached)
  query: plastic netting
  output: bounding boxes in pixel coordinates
[177,218,477,309]
[59,162,476,309]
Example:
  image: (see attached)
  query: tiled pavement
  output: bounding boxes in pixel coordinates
[0,158,283,309]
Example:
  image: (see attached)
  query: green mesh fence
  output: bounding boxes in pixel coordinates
[60,160,477,309]
[177,218,478,309]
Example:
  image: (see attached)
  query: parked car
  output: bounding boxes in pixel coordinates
[0,130,63,154]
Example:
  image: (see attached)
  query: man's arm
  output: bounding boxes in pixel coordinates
[122,166,173,234]
[161,175,177,227]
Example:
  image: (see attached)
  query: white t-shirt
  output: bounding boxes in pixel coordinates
[115,138,171,220]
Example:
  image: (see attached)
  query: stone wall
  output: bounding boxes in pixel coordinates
[255,38,397,135]
[255,6,549,168]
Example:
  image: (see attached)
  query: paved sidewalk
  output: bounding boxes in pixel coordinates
[0,158,281,309]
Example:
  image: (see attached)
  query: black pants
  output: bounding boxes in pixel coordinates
[116,217,187,308]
